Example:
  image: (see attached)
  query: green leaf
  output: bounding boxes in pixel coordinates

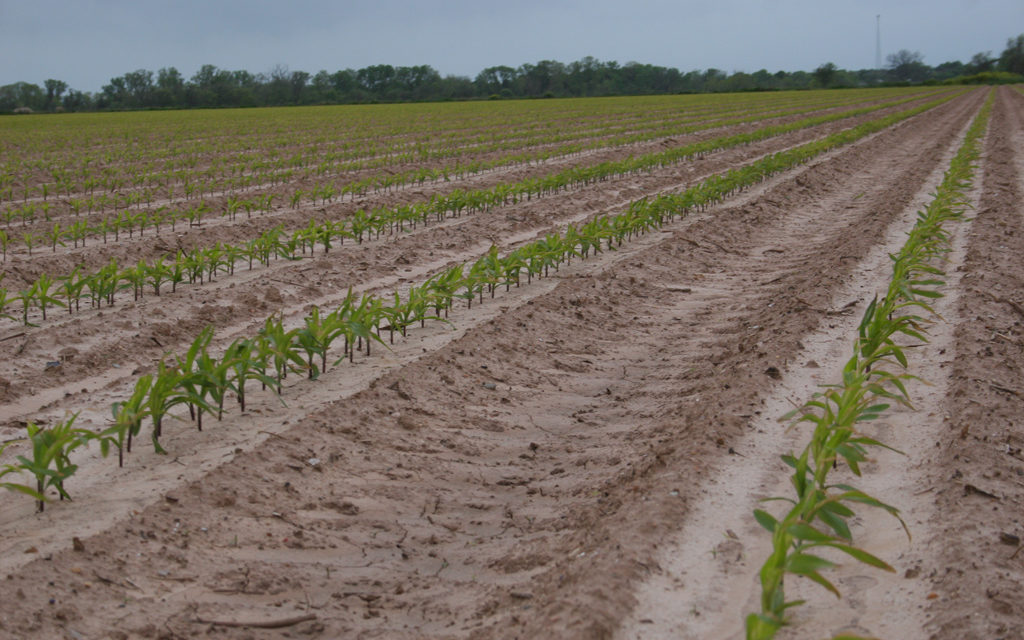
[787,523,833,542]
[820,500,855,517]
[753,509,777,533]
[817,508,852,540]
[821,542,895,572]
[800,568,841,598]
[786,552,835,575]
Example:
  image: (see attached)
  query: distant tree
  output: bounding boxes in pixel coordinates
[967,52,996,73]
[309,70,333,102]
[474,65,517,94]
[750,69,775,90]
[437,74,475,100]
[933,60,967,80]
[61,89,92,111]
[123,69,154,107]
[813,62,837,87]
[290,70,309,103]
[886,49,928,83]
[43,79,67,110]
[702,68,727,91]
[784,70,812,89]
[518,60,566,96]
[853,68,886,86]
[357,64,396,93]
[330,69,359,98]
[0,82,45,111]
[100,76,129,108]
[394,65,441,100]
[155,67,185,106]
[262,65,292,105]
[999,34,1024,74]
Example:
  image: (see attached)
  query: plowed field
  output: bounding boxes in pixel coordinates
[1,86,1022,639]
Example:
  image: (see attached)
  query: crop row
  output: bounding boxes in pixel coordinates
[3,90,912,201]
[744,90,992,640]
[0,91,958,326]
[0,89,956,271]
[0,94,823,202]
[0,88,963,514]
[0,89,927,226]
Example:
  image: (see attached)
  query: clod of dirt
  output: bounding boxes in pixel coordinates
[999,532,1020,546]
[325,500,359,515]
[264,286,283,303]
[71,537,85,553]
[387,380,411,400]
[397,415,421,431]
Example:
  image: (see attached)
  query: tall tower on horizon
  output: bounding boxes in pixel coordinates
[876,14,882,70]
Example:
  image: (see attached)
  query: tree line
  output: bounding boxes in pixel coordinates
[2,35,1022,113]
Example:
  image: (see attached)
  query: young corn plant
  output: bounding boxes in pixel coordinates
[34,274,64,322]
[15,413,89,512]
[147,359,202,453]
[107,375,153,466]
[0,286,15,322]
[222,337,278,412]
[257,314,305,388]
[746,90,991,640]
[61,266,87,315]
[194,345,234,424]
[0,442,42,503]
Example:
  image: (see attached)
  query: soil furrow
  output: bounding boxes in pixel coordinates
[0,93,960,419]
[922,86,1024,640]
[615,88,985,640]
[1,90,944,276]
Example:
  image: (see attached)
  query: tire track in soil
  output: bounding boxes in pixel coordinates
[0,90,985,639]
[614,91,984,640]
[0,93,952,422]
[618,90,1024,640]
[921,87,1024,640]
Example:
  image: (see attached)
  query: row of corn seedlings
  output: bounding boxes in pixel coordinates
[0,92,961,329]
[0,89,965,514]
[744,90,993,640]
[3,89,902,213]
[0,90,950,260]
[0,94,796,210]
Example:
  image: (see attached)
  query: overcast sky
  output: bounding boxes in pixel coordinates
[1,0,1021,91]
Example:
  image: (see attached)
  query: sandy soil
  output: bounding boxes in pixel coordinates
[0,87,1020,640]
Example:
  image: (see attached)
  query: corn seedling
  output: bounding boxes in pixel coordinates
[15,414,88,512]
[746,91,992,640]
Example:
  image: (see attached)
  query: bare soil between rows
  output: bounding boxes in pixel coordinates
[0,91,950,422]
[1,88,1020,640]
